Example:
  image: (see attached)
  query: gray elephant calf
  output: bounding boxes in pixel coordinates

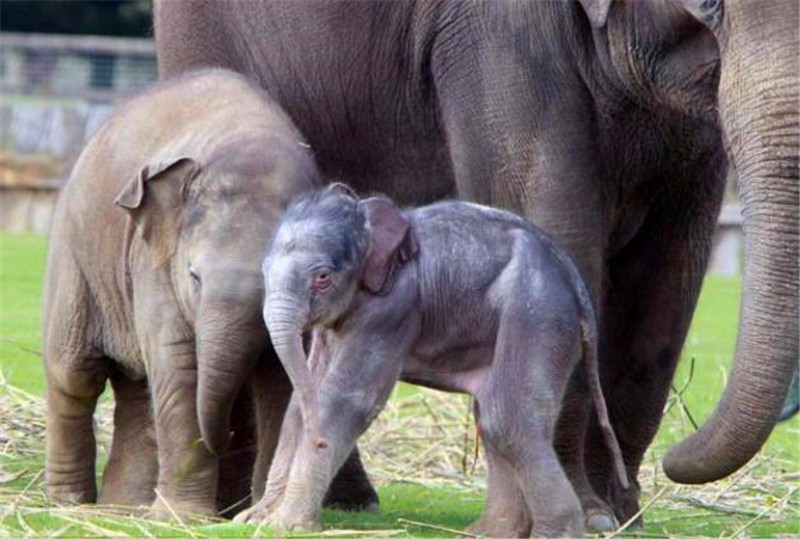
[42,69,326,516]
[238,185,628,537]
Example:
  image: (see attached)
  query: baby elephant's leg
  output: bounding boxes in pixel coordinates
[478,310,585,537]
[468,404,531,538]
[234,394,303,523]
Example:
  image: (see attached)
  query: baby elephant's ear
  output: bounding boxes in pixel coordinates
[325,182,357,198]
[360,197,418,295]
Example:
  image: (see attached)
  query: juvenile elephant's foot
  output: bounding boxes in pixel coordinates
[46,482,97,505]
[609,475,642,528]
[149,497,217,523]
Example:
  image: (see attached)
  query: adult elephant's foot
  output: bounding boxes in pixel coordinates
[609,475,642,528]
[322,449,379,512]
[322,481,379,512]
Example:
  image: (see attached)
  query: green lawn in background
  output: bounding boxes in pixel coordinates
[1,231,798,537]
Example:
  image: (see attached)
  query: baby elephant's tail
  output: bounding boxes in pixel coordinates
[580,315,629,489]
[578,293,629,490]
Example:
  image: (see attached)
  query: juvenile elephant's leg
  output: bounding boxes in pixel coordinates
[555,371,617,532]
[45,360,107,504]
[44,266,108,504]
[480,309,586,537]
[585,182,724,523]
[149,334,218,517]
[98,372,157,507]
[468,403,531,538]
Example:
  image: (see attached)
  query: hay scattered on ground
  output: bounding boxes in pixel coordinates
[1,374,798,536]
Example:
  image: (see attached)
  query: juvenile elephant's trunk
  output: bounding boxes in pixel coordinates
[263,294,321,444]
[197,298,263,455]
[664,0,799,483]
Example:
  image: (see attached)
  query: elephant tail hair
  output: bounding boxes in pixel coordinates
[575,282,630,490]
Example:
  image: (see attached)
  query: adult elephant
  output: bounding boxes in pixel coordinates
[155,0,799,524]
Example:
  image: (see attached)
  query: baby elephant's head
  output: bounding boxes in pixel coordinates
[261,183,417,438]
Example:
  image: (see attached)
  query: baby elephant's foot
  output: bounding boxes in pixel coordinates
[585,509,619,533]
[233,500,273,524]
[149,497,216,523]
[466,514,531,538]
[237,504,321,532]
[581,497,620,533]
[268,509,322,532]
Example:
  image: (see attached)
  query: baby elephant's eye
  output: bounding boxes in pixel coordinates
[312,270,332,292]
[188,265,201,286]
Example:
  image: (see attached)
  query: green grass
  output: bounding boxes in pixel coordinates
[1,231,798,537]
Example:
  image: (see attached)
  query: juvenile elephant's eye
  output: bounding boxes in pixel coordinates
[312,271,332,292]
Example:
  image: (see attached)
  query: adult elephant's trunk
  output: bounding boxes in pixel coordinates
[664,0,799,483]
[196,294,264,455]
[262,293,321,444]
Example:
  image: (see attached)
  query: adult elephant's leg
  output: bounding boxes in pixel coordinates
[98,371,158,506]
[585,176,725,523]
[149,326,218,517]
[323,447,379,512]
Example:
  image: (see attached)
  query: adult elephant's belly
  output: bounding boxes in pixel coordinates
[285,107,456,205]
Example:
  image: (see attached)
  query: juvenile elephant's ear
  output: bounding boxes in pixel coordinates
[578,0,612,28]
[114,156,199,266]
[360,197,418,295]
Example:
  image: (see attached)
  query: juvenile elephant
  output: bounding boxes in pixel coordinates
[237,186,629,537]
[42,69,381,516]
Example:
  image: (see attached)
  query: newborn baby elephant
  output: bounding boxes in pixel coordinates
[239,185,628,537]
[43,70,377,517]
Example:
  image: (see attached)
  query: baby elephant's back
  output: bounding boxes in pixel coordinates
[413,201,584,323]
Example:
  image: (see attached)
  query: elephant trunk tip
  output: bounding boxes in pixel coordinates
[200,425,231,456]
[662,436,748,485]
[197,392,234,456]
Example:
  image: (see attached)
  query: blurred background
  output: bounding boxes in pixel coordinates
[1,0,154,233]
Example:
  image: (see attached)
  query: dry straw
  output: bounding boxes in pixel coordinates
[1,370,798,536]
